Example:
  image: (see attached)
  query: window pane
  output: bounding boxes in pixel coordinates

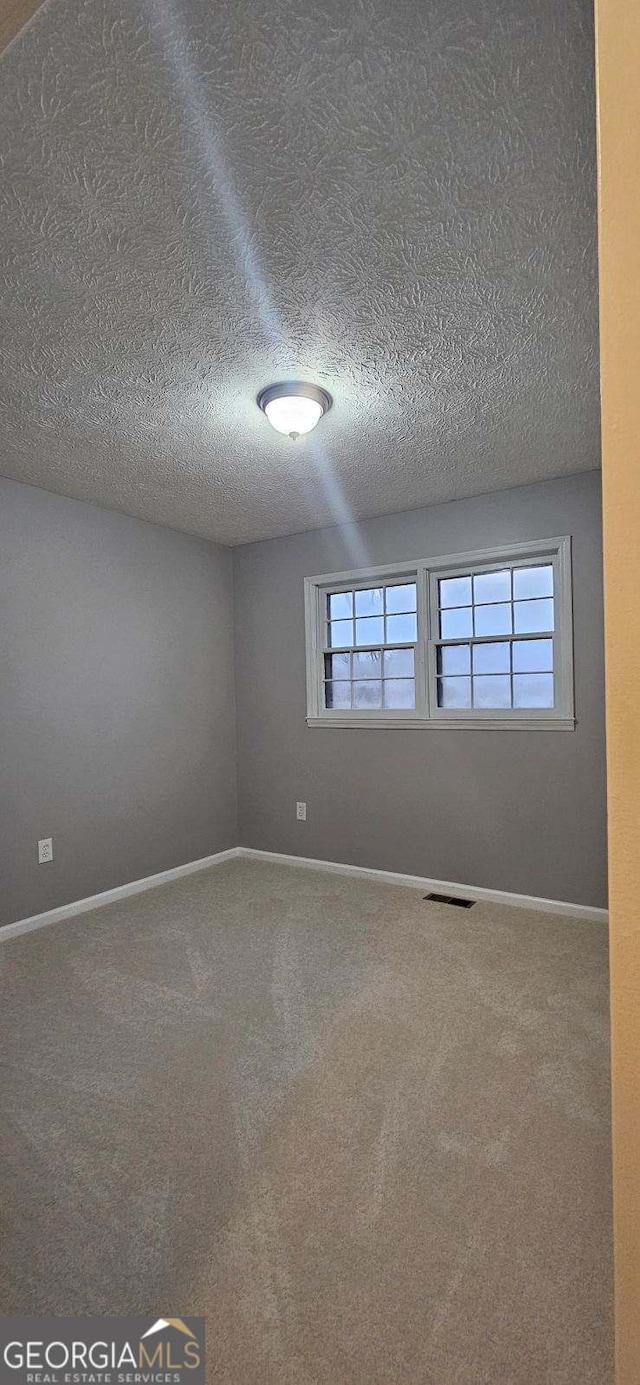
[355,587,383,617]
[474,602,512,637]
[353,680,382,708]
[473,675,511,709]
[328,591,353,620]
[513,673,554,708]
[513,638,553,673]
[329,619,353,648]
[353,650,382,679]
[514,598,554,634]
[383,647,415,677]
[384,679,415,709]
[355,616,384,646]
[513,564,553,600]
[386,612,417,644]
[440,607,473,639]
[385,582,417,614]
[439,576,472,608]
[472,641,510,674]
[438,676,472,709]
[473,569,511,605]
[325,680,351,709]
[324,652,351,679]
[438,644,470,675]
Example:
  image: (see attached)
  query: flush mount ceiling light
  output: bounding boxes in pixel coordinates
[257,382,332,440]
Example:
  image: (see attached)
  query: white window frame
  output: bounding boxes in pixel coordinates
[304,537,574,731]
[305,565,427,726]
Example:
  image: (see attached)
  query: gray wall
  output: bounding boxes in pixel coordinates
[233,471,606,907]
[1,479,237,926]
[2,469,606,925]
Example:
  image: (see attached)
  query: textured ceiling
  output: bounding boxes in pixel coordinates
[0,0,599,546]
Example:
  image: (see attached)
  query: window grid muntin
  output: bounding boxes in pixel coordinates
[323,578,418,713]
[326,580,417,654]
[433,559,557,715]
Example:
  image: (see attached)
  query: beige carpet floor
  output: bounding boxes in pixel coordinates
[1,858,613,1383]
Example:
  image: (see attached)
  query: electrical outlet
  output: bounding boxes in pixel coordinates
[296,801,307,821]
[38,837,53,864]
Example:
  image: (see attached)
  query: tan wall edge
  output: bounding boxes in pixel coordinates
[0,0,48,59]
[594,1,640,1380]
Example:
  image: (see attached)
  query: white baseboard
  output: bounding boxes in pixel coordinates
[2,842,607,941]
[238,848,608,923]
[2,847,242,942]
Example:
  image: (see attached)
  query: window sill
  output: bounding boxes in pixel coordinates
[306,715,576,731]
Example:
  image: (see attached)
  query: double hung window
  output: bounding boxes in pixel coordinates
[304,538,574,730]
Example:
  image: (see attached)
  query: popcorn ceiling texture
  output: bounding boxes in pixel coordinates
[0,0,599,546]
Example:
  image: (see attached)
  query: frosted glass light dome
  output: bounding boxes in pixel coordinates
[258,382,332,440]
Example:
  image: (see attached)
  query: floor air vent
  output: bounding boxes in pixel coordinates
[424,892,475,908]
